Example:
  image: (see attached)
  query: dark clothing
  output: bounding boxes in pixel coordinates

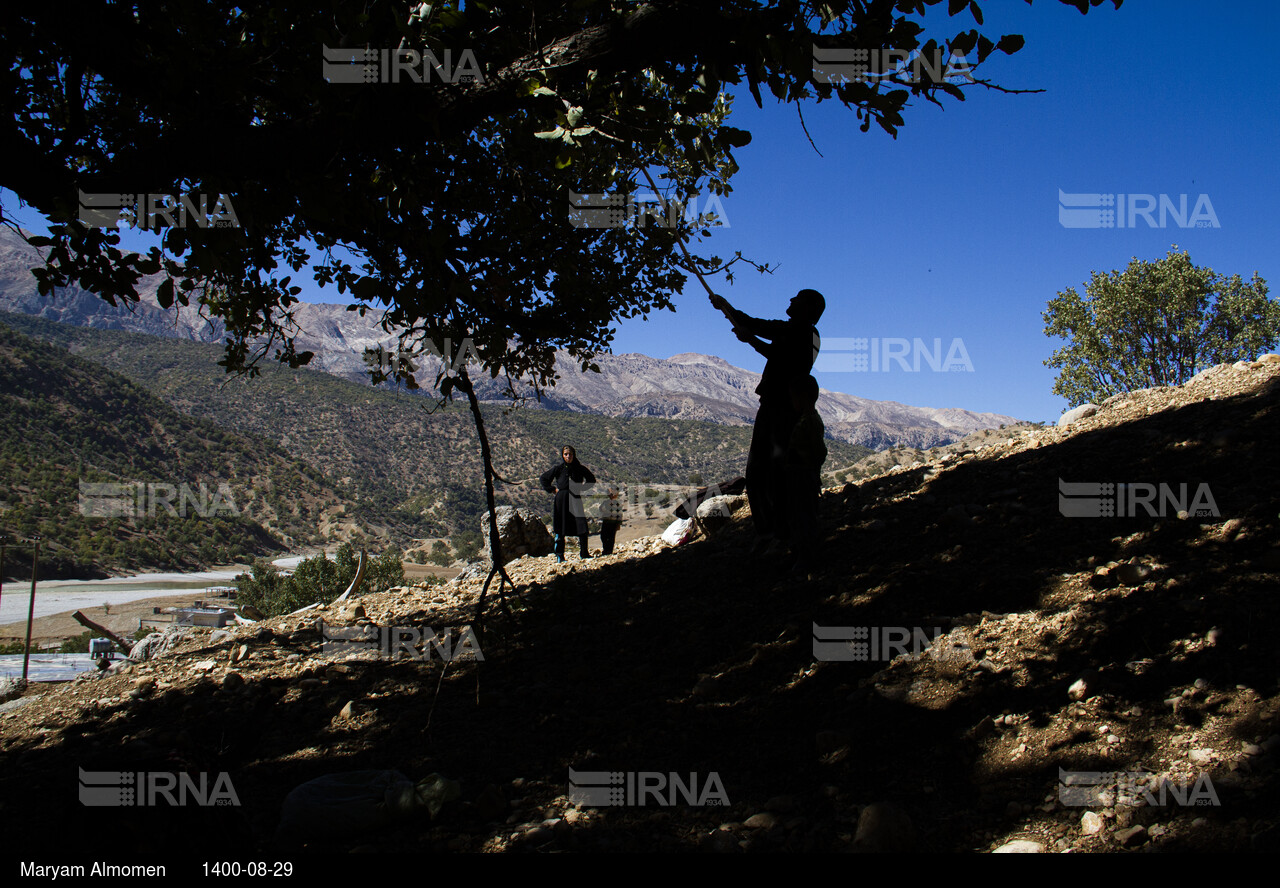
[727,313,820,404]
[600,520,621,555]
[746,401,797,539]
[540,459,597,536]
[723,309,820,539]
[786,408,828,471]
[785,408,827,564]
[541,458,596,558]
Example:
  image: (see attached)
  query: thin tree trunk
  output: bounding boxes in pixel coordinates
[454,366,514,646]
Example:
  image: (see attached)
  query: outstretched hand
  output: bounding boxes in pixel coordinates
[708,292,729,313]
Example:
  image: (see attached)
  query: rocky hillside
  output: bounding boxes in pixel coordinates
[0,323,347,578]
[0,228,1018,450]
[1,355,1276,858]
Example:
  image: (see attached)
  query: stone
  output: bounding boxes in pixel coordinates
[1114,562,1151,586]
[339,700,358,719]
[1068,678,1089,701]
[1115,825,1147,847]
[221,671,244,692]
[993,840,1044,853]
[1058,403,1098,427]
[129,627,192,661]
[853,803,914,852]
[481,506,553,566]
[1188,748,1213,765]
[0,677,28,704]
[695,495,747,534]
[744,812,779,829]
[1081,811,1104,835]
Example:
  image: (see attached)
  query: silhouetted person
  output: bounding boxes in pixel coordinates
[783,375,827,575]
[710,288,825,550]
[540,445,596,562]
[599,487,624,555]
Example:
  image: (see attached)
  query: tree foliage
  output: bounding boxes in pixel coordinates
[1043,248,1278,407]
[234,543,405,617]
[2,0,1119,393]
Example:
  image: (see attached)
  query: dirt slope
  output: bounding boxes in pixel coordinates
[1,357,1277,856]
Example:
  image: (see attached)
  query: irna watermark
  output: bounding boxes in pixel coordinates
[78,481,239,519]
[1058,768,1219,807]
[812,46,975,85]
[812,623,955,662]
[568,191,728,230]
[319,619,484,662]
[568,768,729,807]
[1058,479,1220,518]
[813,337,973,372]
[78,767,240,807]
[362,338,479,377]
[1058,189,1219,229]
[321,45,483,84]
[78,191,240,229]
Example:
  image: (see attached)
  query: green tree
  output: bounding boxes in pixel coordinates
[451,530,482,563]
[427,539,453,567]
[1043,248,1278,407]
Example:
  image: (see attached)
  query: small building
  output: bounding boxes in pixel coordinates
[139,604,237,630]
[178,607,238,628]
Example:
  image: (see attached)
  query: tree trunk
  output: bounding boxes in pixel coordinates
[454,366,514,645]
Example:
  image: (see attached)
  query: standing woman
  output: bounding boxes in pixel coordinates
[540,445,597,562]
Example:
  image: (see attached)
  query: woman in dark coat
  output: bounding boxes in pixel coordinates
[540,445,596,562]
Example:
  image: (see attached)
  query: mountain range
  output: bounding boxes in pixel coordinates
[0,228,1020,449]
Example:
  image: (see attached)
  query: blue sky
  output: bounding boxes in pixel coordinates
[5,1,1276,424]
[609,0,1280,423]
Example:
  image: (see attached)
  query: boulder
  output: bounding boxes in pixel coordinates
[694,494,747,534]
[0,676,27,704]
[1058,403,1098,427]
[480,506,553,566]
[129,627,192,662]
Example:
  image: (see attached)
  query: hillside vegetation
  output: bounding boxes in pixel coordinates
[1,312,870,563]
[0,322,344,578]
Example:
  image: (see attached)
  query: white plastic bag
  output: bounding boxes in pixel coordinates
[661,516,695,547]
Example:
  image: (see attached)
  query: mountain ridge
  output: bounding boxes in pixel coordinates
[0,228,1020,450]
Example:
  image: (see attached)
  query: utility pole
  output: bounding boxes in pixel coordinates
[22,536,40,682]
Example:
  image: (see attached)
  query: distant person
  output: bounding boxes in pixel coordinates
[709,288,825,551]
[783,375,827,575]
[540,445,596,562]
[599,487,624,555]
